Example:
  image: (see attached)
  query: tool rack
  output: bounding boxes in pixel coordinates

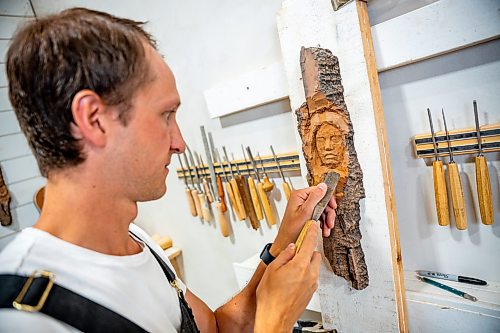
[177,152,301,179]
[413,123,500,159]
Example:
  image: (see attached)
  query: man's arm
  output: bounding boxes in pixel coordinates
[185,183,336,332]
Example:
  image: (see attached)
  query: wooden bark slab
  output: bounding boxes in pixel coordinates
[296,46,368,290]
[0,166,12,226]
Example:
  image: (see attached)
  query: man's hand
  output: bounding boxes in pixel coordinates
[255,222,321,332]
[270,183,337,257]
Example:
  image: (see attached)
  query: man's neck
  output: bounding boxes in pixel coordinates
[35,172,142,256]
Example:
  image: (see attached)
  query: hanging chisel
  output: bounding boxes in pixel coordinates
[248,147,277,227]
[442,109,467,230]
[201,126,230,237]
[473,101,494,225]
[198,154,214,204]
[427,108,450,226]
[183,152,202,219]
[242,145,263,221]
[232,152,260,229]
[270,145,292,201]
[215,148,237,215]
[177,154,197,217]
[222,146,246,221]
[208,133,227,213]
[257,153,274,192]
[189,148,211,222]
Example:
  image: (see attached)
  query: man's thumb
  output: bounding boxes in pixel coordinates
[271,243,296,267]
[303,183,327,211]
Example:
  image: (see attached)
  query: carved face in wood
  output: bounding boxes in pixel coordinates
[315,123,345,168]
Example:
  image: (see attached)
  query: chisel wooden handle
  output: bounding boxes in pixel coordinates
[215,202,230,237]
[199,193,212,222]
[225,182,237,213]
[475,156,493,225]
[216,176,227,213]
[448,162,467,230]
[191,189,202,220]
[202,179,214,203]
[283,182,292,201]
[258,182,276,226]
[230,178,246,220]
[236,175,260,230]
[185,188,197,217]
[433,160,449,226]
[248,177,263,220]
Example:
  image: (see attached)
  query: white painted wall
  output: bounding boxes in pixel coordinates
[0,0,45,249]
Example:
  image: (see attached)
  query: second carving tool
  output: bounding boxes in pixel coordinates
[257,153,274,192]
[208,133,227,213]
[473,100,494,225]
[184,149,203,221]
[248,147,277,227]
[191,149,211,222]
[233,152,260,229]
[177,154,197,217]
[242,146,263,221]
[198,154,214,204]
[223,146,246,221]
[216,148,237,215]
[270,145,292,201]
[427,108,450,226]
[442,109,467,230]
[201,126,230,237]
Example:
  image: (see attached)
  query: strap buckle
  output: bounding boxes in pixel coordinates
[13,270,55,312]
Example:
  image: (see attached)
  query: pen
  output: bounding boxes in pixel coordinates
[416,270,487,286]
[417,276,477,302]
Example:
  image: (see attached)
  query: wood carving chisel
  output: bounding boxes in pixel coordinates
[473,100,494,225]
[177,154,197,217]
[198,154,214,204]
[295,172,339,253]
[442,109,467,230]
[216,148,237,215]
[257,153,274,192]
[208,133,227,213]
[427,108,450,226]
[201,126,230,237]
[183,150,202,220]
[247,147,276,226]
[270,145,292,200]
[242,145,263,221]
[222,146,246,221]
[188,147,211,222]
[232,152,260,229]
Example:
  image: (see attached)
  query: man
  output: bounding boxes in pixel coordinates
[0,8,336,332]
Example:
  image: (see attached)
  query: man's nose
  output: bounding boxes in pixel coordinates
[171,126,186,154]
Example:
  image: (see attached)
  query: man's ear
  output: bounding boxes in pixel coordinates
[70,90,108,147]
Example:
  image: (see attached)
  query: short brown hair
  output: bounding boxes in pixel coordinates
[6,8,157,177]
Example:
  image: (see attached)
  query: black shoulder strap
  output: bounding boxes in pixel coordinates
[0,273,147,333]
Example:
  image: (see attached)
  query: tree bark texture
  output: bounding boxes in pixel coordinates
[0,166,12,226]
[296,47,368,290]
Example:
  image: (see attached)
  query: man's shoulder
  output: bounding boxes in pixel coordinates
[0,309,78,332]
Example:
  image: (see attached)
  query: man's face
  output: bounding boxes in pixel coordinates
[315,123,344,167]
[108,45,185,202]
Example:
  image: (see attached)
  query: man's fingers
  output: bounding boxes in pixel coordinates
[299,183,328,218]
[271,243,296,268]
[295,222,319,259]
[328,195,337,210]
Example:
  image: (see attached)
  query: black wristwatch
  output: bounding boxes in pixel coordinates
[260,243,275,265]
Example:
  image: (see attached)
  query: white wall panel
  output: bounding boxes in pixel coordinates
[0,64,7,87]
[8,176,46,208]
[0,88,11,111]
[0,155,40,184]
[0,133,31,160]
[0,16,32,39]
[0,40,9,63]
[0,0,34,17]
[0,110,20,136]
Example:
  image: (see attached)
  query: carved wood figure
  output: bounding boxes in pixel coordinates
[0,166,13,226]
[296,47,368,290]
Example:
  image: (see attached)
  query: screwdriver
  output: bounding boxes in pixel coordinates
[270,145,292,200]
[473,100,494,225]
[242,145,263,221]
[198,154,214,204]
[257,153,274,192]
[177,154,197,217]
[427,108,449,226]
[442,109,467,230]
[192,150,212,223]
[232,152,260,230]
[222,146,246,221]
[248,148,277,227]
[216,148,236,215]
[184,148,203,221]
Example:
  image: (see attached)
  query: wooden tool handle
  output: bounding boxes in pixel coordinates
[191,189,202,220]
[258,182,276,226]
[433,160,450,226]
[262,177,274,192]
[283,182,292,201]
[199,193,212,223]
[475,156,494,225]
[185,188,197,217]
[236,175,260,230]
[248,177,263,220]
[230,178,246,220]
[448,162,467,230]
[216,176,227,213]
[215,202,231,237]
[225,182,237,213]
[202,179,214,203]
[295,220,314,253]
